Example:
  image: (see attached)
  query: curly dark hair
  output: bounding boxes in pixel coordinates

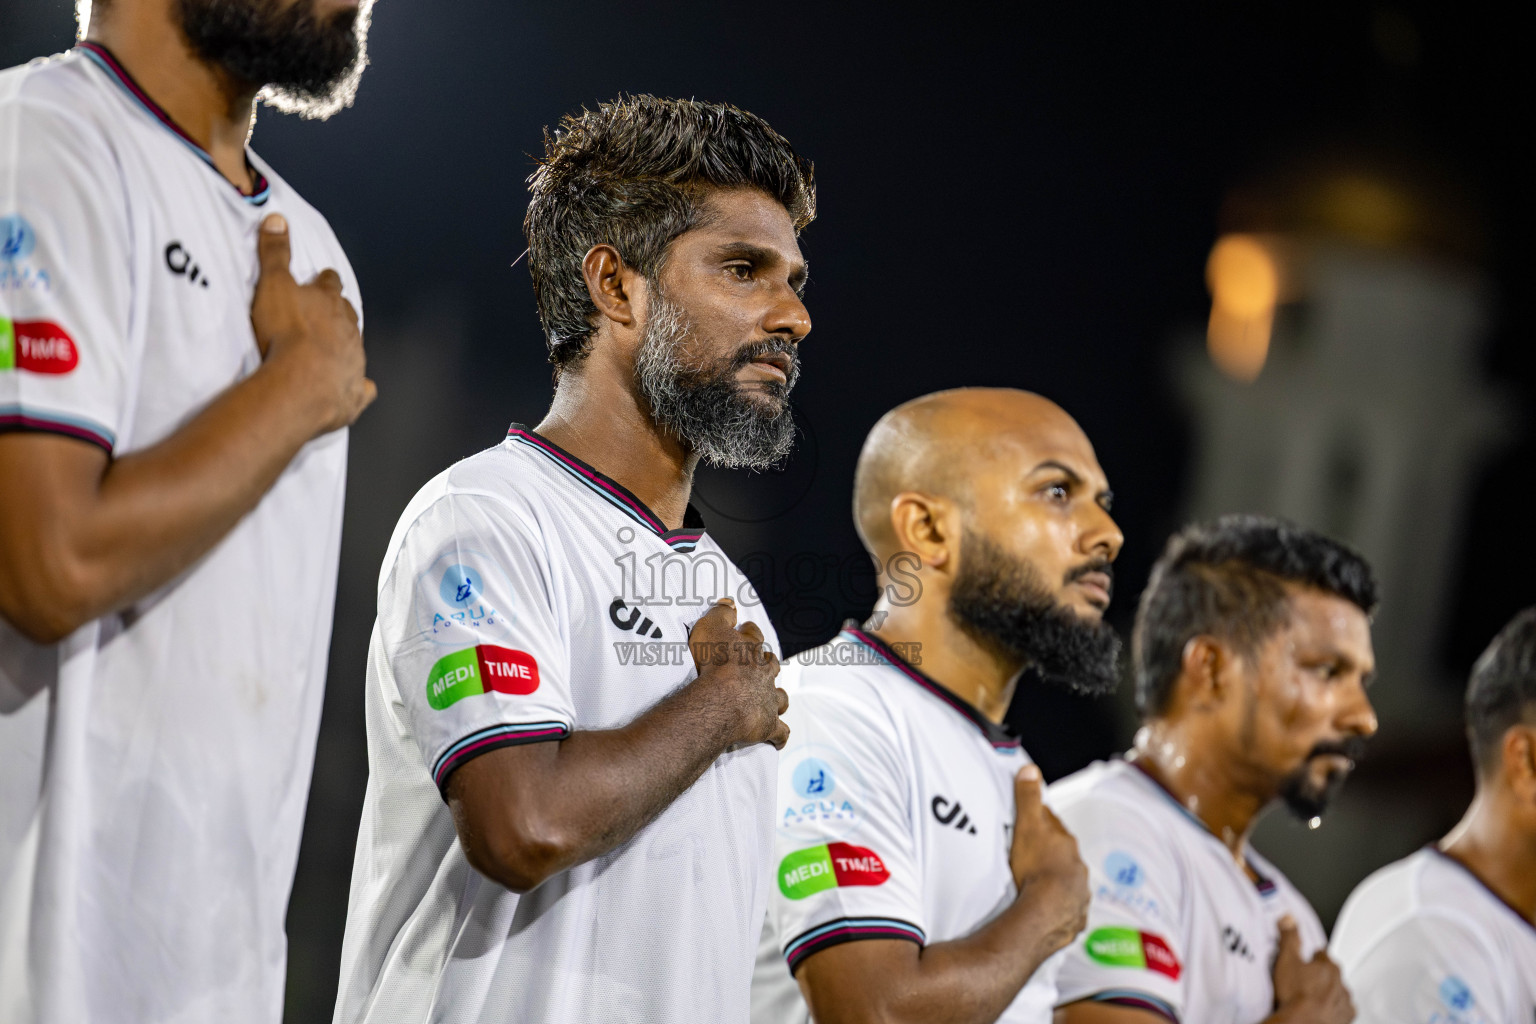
[523,95,816,373]
[1465,607,1536,776]
[1133,514,1379,718]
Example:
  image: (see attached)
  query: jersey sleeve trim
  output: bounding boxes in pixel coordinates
[783,917,926,974]
[1084,990,1179,1022]
[0,405,116,452]
[432,721,571,795]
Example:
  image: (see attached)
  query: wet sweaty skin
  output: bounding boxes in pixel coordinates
[1238,587,1379,815]
[853,388,1123,622]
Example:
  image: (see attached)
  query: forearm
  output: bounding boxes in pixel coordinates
[805,883,1072,1024]
[0,357,323,640]
[451,671,743,889]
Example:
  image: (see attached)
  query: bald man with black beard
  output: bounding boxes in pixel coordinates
[752,388,1124,1024]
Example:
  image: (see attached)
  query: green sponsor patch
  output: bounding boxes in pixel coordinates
[0,317,14,370]
[427,648,483,709]
[778,845,836,900]
[1085,926,1146,968]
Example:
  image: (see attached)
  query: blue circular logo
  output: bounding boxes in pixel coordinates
[440,564,483,608]
[1104,851,1143,888]
[1,215,36,263]
[1438,976,1473,1012]
[792,757,835,798]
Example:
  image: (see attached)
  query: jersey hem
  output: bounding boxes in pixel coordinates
[783,917,926,974]
[1081,989,1179,1022]
[432,721,571,795]
[0,406,115,452]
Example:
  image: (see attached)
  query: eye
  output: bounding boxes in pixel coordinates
[1043,482,1070,502]
[726,263,753,282]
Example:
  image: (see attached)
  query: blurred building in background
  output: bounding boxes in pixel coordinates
[1175,154,1516,921]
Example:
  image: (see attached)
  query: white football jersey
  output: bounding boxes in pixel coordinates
[751,628,1058,1024]
[1046,759,1327,1023]
[333,425,782,1024]
[0,46,357,1024]
[1331,846,1536,1024]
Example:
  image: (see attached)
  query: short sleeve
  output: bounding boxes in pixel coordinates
[378,491,574,796]
[1047,795,1186,1022]
[1336,915,1507,1024]
[769,685,926,974]
[1,98,131,452]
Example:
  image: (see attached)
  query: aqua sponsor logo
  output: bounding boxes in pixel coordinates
[0,215,50,293]
[417,552,513,644]
[1104,851,1143,888]
[778,746,863,842]
[793,757,834,797]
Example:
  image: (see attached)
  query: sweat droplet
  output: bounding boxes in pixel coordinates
[1307,816,1322,830]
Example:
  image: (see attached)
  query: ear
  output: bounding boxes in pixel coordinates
[580,244,641,329]
[1503,724,1536,804]
[1177,635,1239,711]
[887,492,958,573]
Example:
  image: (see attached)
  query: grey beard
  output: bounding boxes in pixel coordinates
[633,292,799,470]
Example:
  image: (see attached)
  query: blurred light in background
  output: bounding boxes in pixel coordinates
[1205,233,1280,382]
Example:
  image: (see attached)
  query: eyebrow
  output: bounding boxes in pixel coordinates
[713,242,809,294]
[1031,459,1113,504]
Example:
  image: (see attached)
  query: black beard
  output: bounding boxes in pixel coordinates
[633,291,800,470]
[947,529,1122,696]
[177,0,365,115]
[1276,735,1368,822]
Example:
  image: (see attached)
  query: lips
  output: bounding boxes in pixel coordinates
[1073,571,1113,607]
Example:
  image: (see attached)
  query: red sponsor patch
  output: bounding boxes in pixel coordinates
[476,645,540,695]
[1141,931,1182,980]
[826,842,891,887]
[14,321,78,373]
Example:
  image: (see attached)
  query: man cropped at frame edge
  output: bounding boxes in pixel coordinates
[0,1,374,1022]
[332,97,814,1023]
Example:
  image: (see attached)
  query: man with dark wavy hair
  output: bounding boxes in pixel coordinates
[1050,515,1377,1024]
[332,96,814,1023]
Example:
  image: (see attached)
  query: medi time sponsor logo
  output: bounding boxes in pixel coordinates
[0,317,78,373]
[778,842,890,899]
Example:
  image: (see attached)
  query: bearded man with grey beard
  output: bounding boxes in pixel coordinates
[331,97,816,1023]
[751,387,1120,1024]
[0,1,374,1022]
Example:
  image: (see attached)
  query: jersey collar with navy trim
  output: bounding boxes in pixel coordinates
[75,42,271,205]
[1126,758,1280,896]
[842,624,1022,750]
[505,424,707,551]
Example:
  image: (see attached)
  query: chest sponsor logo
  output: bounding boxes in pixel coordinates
[931,795,978,835]
[1,215,50,292]
[164,241,211,289]
[1084,926,1182,980]
[0,318,78,373]
[1221,924,1255,962]
[427,645,540,709]
[779,842,890,899]
[609,597,664,639]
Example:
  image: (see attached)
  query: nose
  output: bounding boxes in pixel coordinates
[763,286,811,343]
[1080,502,1124,563]
[1338,675,1379,739]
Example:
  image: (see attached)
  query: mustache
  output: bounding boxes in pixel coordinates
[1064,557,1115,594]
[730,338,801,389]
[1307,735,1370,765]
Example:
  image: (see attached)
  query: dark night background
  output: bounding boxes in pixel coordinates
[3,2,1533,1020]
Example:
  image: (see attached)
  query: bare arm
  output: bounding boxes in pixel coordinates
[795,768,1090,1024]
[0,216,374,642]
[447,600,790,892]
